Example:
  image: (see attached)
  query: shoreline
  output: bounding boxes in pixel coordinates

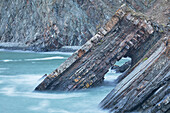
[0,42,81,53]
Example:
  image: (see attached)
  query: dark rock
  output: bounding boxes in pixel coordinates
[111,65,120,72]
[111,61,131,73]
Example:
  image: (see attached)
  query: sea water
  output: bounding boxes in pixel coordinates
[0,50,130,113]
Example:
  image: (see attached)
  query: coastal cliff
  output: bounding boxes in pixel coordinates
[0,0,169,113]
[1,0,168,51]
[0,0,123,51]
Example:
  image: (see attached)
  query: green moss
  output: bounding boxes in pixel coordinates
[143,57,148,61]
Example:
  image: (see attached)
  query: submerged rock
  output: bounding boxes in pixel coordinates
[111,61,131,73]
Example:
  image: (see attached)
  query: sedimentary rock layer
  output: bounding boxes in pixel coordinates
[100,36,169,113]
[35,5,156,91]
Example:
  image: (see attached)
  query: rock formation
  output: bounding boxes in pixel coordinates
[34,1,169,112]
[35,4,157,91]
[0,0,123,51]
[100,35,169,113]
[1,0,169,112]
[2,0,168,51]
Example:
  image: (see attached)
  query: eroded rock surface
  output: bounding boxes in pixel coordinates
[35,5,156,91]
[0,0,123,51]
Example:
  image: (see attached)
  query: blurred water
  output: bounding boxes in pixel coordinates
[0,50,129,113]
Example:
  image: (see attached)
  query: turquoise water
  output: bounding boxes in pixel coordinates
[0,50,130,113]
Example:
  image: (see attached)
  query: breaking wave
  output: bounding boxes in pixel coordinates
[25,56,65,61]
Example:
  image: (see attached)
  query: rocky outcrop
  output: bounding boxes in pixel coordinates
[100,36,169,113]
[35,5,157,91]
[0,0,123,51]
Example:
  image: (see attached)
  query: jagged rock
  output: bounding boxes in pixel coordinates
[111,61,131,73]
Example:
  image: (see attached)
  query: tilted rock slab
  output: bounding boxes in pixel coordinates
[35,4,155,91]
[100,36,170,113]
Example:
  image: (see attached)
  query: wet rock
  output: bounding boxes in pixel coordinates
[111,61,131,73]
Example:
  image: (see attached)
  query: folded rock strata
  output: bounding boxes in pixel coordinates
[35,4,157,91]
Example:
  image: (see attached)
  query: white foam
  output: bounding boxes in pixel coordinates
[9,74,42,84]
[0,87,16,96]
[25,56,66,61]
[0,73,85,99]
[29,101,71,113]
[104,74,119,82]
[0,49,35,53]
[104,69,120,82]
[0,86,85,99]
[23,92,84,99]
[122,57,131,60]
[48,109,70,113]
[0,75,16,78]
[0,74,43,91]
[2,59,13,62]
[1,59,22,62]
[39,51,73,55]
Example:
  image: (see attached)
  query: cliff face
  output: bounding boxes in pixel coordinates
[0,0,168,51]
[0,0,123,51]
